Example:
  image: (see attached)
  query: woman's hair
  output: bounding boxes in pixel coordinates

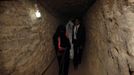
[55,25,66,36]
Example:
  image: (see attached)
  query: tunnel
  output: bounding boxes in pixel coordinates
[0,0,134,75]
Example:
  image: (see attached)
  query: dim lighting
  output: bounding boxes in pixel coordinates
[35,9,41,18]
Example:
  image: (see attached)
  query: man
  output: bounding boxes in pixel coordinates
[72,18,85,69]
[53,25,71,75]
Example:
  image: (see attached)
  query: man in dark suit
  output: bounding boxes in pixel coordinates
[72,18,85,69]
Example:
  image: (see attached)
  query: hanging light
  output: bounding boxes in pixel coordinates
[35,9,41,18]
[35,2,41,18]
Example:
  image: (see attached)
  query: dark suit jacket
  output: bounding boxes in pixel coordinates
[72,25,85,47]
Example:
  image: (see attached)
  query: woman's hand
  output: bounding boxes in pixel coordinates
[59,47,65,51]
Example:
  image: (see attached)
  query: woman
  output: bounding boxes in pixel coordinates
[53,25,71,75]
[66,19,74,60]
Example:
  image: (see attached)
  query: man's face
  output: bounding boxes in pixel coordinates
[75,19,80,25]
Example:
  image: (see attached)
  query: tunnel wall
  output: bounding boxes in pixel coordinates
[0,1,59,75]
[83,0,134,75]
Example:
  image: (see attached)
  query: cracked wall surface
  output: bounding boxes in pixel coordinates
[83,0,134,75]
[0,1,60,75]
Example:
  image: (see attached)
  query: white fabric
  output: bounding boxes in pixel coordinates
[73,25,80,39]
[66,20,74,60]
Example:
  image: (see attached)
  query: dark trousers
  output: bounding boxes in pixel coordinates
[57,50,69,75]
[73,43,83,69]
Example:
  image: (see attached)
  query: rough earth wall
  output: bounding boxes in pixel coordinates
[0,1,59,75]
[83,0,134,75]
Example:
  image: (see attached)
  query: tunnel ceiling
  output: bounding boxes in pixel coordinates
[39,0,95,16]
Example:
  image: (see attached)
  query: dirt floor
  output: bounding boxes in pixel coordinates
[43,59,84,75]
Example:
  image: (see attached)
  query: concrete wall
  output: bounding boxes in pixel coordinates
[83,0,134,75]
[0,1,59,75]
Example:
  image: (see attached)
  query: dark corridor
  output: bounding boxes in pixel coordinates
[0,0,133,75]
[39,0,96,75]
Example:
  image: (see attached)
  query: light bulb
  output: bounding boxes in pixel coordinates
[35,10,41,18]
